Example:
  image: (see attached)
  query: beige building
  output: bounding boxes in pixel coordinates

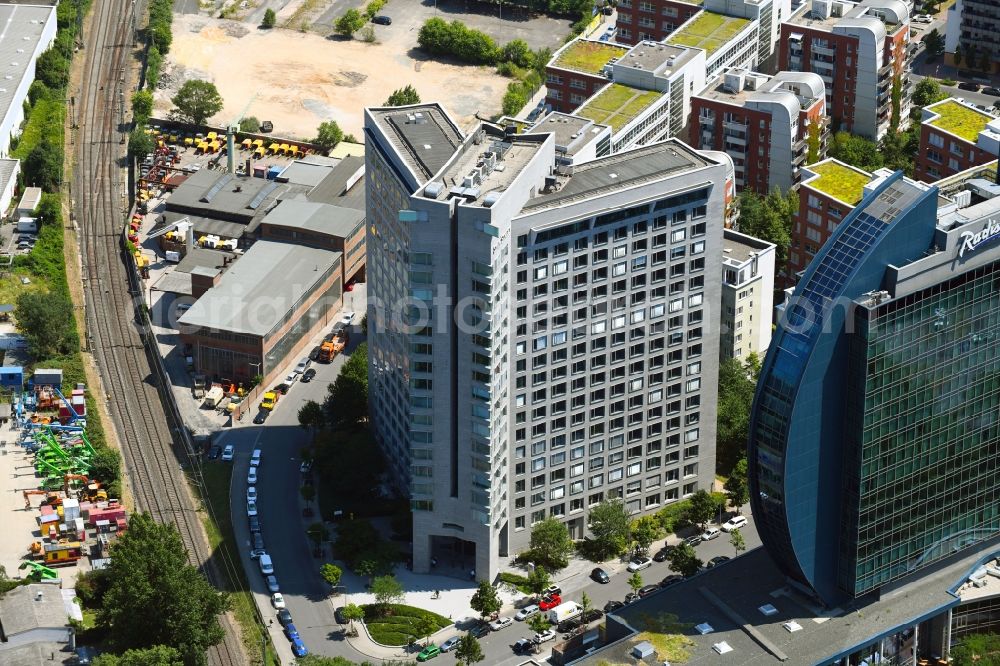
[720,229,775,360]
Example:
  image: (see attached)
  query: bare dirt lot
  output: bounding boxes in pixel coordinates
[155,13,514,139]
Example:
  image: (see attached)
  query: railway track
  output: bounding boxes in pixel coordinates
[72,3,244,665]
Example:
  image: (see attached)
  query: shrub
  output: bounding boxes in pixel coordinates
[146,46,162,90]
[262,8,276,28]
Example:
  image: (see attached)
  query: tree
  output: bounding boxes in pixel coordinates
[335,9,366,37]
[502,39,534,68]
[413,617,436,646]
[25,139,63,192]
[716,354,759,474]
[92,646,183,666]
[502,86,528,116]
[630,515,663,554]
[455,633,485,666]
[16,291,78,359]
[470,580,501,619]
[97,513,230,662]
[580,591,593,621]
[129,128,155,159]
[132,89,154,120]
[90,447,122,498]
[526,564,551,596]
[951,633,1000,665]
[724,458,750,512]
[667,542,703,578]
[170,79,224,124]
[36,48,69,90]
[729,529,747,558]
[527,613,551,634]
[385,85,421,106]
[239,116,261,133]
[529,518,574,570]
[687,490,717,529]
[371,575,405,612]
[298,400,325,436]
[627,572,643,593]
[262,8,276,28]
[912,78,947,108]
[341,603,365,635]
[922,28,944,57]
[966,44,978,72]
[314,120,344,152]
[588,498,631,560]
[320,563,343,589]
[325,343,369,426]
[828,131,883,172]
[736,189,795,276]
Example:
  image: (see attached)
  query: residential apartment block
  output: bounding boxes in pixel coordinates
[665,9,760,82]
[365,103,730,580]
[545,39,625,114]
[691,68,827,193]
[720,229,774,360]
[780,0,912,140]
[915,98,1000,182]
[945,0,1000,72]
[615,0,701,44]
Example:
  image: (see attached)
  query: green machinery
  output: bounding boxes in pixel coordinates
[33,427,91,478]
[18,560,58,581]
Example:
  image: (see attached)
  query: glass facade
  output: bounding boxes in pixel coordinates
[839,261,1000,595]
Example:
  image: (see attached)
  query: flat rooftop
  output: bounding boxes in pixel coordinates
[666,11,751,56]
[616,40,698,75]
[552,39,627,74]
[576,83,664,132]
[786,0,904,32]
[179,241,341,337]
[367,105,464,182]
[723,229,774,264]
[260,199,364,238]
[162,211,247,241]
[165,170,298,222]
[307,155,366,210]
[523,139,713,211]
[577,545,994,666]
[276,158,339,187]
[803,160,872,205]
[531,112,609,153]
[0,5,54,137]
[175,246,235,274]
[926,99,995,143]
[0,584,69,637]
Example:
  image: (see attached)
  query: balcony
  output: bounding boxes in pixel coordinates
[812,44,836,57]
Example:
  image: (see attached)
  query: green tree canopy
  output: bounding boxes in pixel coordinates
[341,603,365,635]
[729,528,747,558]
[131,89,154,120]
[320,563,343,588]
[686,489,717,528]
[912,78,947,108]
[170,79,224,124]
[371,574,405,612]
[630,515,663,553]
[36,48,70,90]
[667,542,703,577]
[626,572,643,592]
[262,8,276,28]
[950,633,1000,666]
[737,189,795,276]
[298,400,325,433]
[526,564,551,595]
[922,29,944,57]
[314,120,345,152]
[25,139,63,192]
[455,632,485,666]
[97,513,230,661]
[470,580,501,619]
[828,131,883,172]
[325,343,368,427]
[529,517,574,570]
[501,39,535,68]
[716,354,760,473]
[724,458,750,511]
[587,498,631,560]
[16,291,78,359]
[385,85,421,106]
[92,645,183,666]
[128,128,155,159]
[335,9,366,36]
[239,116,261,132]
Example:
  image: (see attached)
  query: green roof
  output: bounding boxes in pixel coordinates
[554,40,628,75]
[665,11,751,56]
[576,84,663,132]
[805,161,871,205]
[928,100,993,143]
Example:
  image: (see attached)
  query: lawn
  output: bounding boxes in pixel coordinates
[554,40,628,74]
[928,99,992,142]
[666,11,750,55]
[806,161,872,205]
[577,83,663,131]
[362,604,452,646]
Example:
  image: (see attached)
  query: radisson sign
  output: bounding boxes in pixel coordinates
[959,218,1000,258]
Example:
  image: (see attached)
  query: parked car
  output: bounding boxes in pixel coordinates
[259,554,273,575]
[221,444,234,461]
[334,607,347,624]
[301,368,316,383]
[275,383,291,394]
[247,486,257,503]
[266,575,279,593]
[440,636,461,652]
[513,638,534,654]
[984,87,1000,96]
[959,81,982,92]
[489,617,513,631]
[299,460,313,474]
[660,574,684,588]
[291,639,308,657]
[539,594,562,611]
[277,609,292,626]
[707,555,732,568]
[591,567,610,583]
[246,500,258,517]
[417,644,440,661]
[638,584,660,598]
[469,622,490,638]
[533,629,556,644]
[515,604,539,620]
[653,546,673,562]
[271,593,285,609]
[557,618,581,633]
[294,358,311,375]
[581,609,604,623]
[284,623,299,640]
[247,467,258,484]
[309,345,322,361]
[684,534,703,547]
[207,445,221,460]
[913,13,933,22]
[372,14,392,24]
[722,515,748,532]
[543,585,562,596]
[253,410,268,424]
[701,527,721,541]
[604,600,625,613]
[250,548,266,559]
[624,592,640,603]
[251,449,262,465]
[341,311,356,325]
[248,515,260,532]
[627,556,653,572]
[252,532,265,551]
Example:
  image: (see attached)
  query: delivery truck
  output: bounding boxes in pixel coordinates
[547,601,582,625]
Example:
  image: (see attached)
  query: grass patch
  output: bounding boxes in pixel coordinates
[554,40,627,74]
[498,572,534,595]
[362,604,452,646]
[576,83,662,131]
[666,11,750,55]
[633,612,695,663]
[928,99,993,142]
[195,461,278,666]
[806,161,872,205]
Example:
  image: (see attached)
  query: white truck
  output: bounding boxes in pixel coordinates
[547,601,582,625]
[202,386,224,409]
[16,217,37,234]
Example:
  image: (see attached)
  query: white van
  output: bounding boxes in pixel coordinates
[722,515,748,532]
[259,553,273,575]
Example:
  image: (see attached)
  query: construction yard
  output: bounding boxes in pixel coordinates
[155,13,514,139]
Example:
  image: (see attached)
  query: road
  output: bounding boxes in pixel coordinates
[908,15,1000,110]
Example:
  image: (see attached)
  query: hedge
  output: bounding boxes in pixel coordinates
[362,604,451,646]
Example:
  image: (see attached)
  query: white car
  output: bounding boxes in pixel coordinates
[272,593,286,609]
[515,604,539,621]
[285,372,298,385]
[247,486,257,503]
[533,629,556,644]
[266,575,279,593]
[247,467,258,485]
[627,556,653,572]
[721,515,748,532]
[913,13,933,22]
[440,636,461,652]
[701,527,721,541]
[488,617,513,631]
[221,444,234,461]
[247,500,258,517]
[299,460,312,474]
[340,311,356,325]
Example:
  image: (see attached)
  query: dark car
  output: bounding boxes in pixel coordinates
[309,345,322,361]
[638,584,660,598]
[253,410,268,424]
[684,534,703,547]
[958,81,981,92]
[372,14,392,24]
[591,567,610,583]
[277,609,293,626]
[624,591,640,603]
[334,607,346,624]
[513,638,534,654]
[581,609,604,623]
[469,622,490,638]
[653,546,673,562]
[249,515,261,532]
[985,87,1000,96]
[275,383,291,394]
[301,368,317,383]
[557,618,581,633]
[707,555,731,568]
[604,600,625,613]
[660,574,684,588]
[207,445,221,459]
[284,623,300,640]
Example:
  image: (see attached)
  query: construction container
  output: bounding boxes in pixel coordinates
[266,166,282,180]
[16,187,42,217]
[63,498,80,522]
[34,369,63,387]
[252,164,266,178]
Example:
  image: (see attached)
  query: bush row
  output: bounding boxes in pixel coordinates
[148,0,173,53]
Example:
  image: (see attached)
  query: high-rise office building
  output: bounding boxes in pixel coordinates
[365,103,731,579]
[945,0,1000,73]
[749,168,1000,605]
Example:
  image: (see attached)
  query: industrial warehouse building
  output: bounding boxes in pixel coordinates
[0,4,56,159]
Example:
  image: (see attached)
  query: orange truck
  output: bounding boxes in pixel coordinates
[319,327,349,363]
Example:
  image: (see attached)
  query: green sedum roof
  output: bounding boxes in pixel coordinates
[806,161,871,205]
[554,40,628,74]
[576,84,663,132]
[927,100,993,143]
[665,11,751,56]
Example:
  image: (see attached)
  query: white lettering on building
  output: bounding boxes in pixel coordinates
[959,218,1000,258]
